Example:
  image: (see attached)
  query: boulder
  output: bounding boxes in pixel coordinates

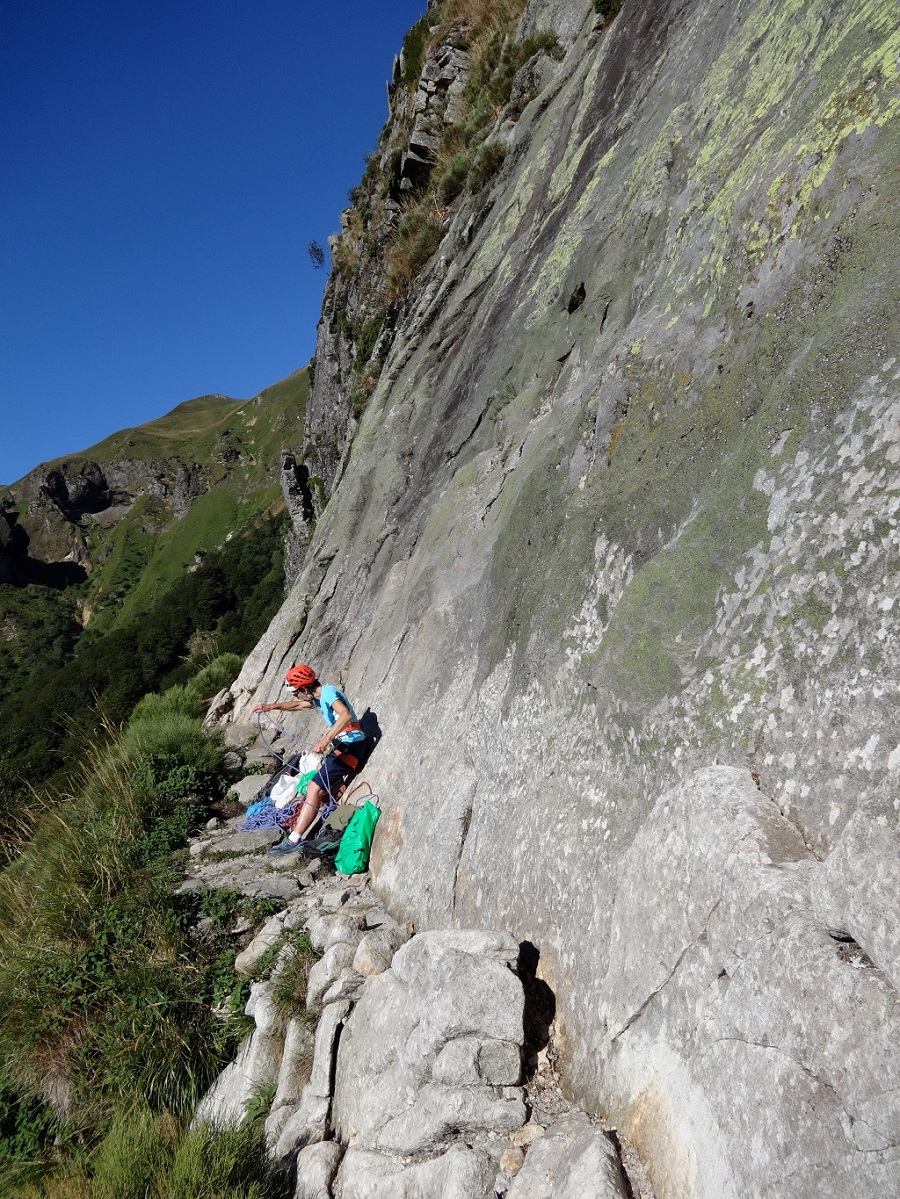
[235,912,286,976]
[229,775,267,807]
[332,930,526,1155]
[307,943,357,1013]
[307,910,368,954]
[194,982,286,1129]
[505,1113,628,1199]
[294,1141,343,1199]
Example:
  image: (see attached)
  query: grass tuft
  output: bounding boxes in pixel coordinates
[271,932,318,1019]
[12,1106,290,1199]
[468,139,507,191]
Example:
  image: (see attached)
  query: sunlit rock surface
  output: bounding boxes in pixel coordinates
[222,0,900,1193]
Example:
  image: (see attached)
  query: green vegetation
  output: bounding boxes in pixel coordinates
[271,932,318,1018]
[0,585,82,705]
[0,511,287,857]
[11,1106,289,1199]
[244,1082,278,1126]
[436,152,473,203]
[353,312,386,371]
[400,13,432,88]
[468,139,508,191]
[0,650,316,1195]
[51,369,306,475]
[0,671,278,1193]
[385,204,446,297]
[333,0,564,306]
[460,26,562,142]
[0,365,307,733]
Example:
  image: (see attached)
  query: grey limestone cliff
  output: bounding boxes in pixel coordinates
[220,0,900,1194]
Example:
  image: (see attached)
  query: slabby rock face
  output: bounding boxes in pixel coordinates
[221,898,534,1198]
[222,0,900,1193]
[329,930,526,1199]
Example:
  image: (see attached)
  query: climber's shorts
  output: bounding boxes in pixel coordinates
[312,738,372,798]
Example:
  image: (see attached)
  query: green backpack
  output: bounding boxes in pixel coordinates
[334,800,381,875]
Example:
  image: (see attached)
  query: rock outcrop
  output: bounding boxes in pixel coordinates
[0,506,21,583]
[195,862,632,1199]
[216,0,900,1194]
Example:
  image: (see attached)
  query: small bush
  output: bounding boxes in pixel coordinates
[468,140,507,191]
[186,653,243,702]
[0,1082,61,1191]
[385,204,445,295]
[90,1105,177,1199]
[28,1107,291,1199]
[122,710,224,805]
[351,371,380,420]
[0,694,239,1135]
[400,14,431,88]
[519,29,564,61]
[438,0,528,46]
[594,0,624,18]
[243,1081,277,1124]
[167,1120,288,1199]
[198,888,279,933]
[128,687,201,730]
[436,152,472,203]
[353,313,385,371]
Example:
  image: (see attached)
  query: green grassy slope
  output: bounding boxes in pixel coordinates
[0,367,308,695]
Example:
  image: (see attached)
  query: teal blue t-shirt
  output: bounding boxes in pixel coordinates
[316,684,365,743]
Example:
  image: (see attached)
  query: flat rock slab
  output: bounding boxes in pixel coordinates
[335,1144,494,1199]
[241,877,300,901]
[215,828,281,853]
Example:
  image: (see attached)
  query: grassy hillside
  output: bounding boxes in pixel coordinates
[0,368,308,701]
[0,664,296,1198]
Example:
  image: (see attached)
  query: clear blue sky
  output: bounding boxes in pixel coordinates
[1,0,426,485]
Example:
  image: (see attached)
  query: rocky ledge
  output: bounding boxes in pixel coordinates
[183,814,651,1199]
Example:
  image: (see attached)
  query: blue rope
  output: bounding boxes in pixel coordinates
[242,797,299,830]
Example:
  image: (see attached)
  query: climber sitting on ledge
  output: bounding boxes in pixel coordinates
[253,663,373,856]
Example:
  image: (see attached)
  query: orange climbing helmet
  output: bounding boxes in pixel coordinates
[285,664,317,689]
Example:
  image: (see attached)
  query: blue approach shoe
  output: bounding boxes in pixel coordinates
[267,836,304,856]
